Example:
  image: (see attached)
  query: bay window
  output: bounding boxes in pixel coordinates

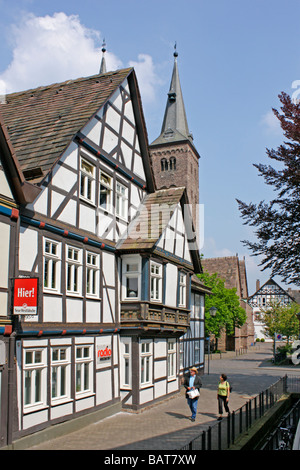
[122,256,141,300]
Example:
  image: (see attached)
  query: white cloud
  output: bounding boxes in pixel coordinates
[202,237,234,258]
[260,110,281,135]
[0,12,121,93]
[128,54,162,103]
[0,12,161,106]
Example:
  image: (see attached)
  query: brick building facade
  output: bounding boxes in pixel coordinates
[202,256,255,351]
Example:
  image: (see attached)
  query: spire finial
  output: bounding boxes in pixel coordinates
[174,41,178,58]
[99,38,107,74]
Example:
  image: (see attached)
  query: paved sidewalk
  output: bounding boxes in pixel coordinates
[26,343,300,451]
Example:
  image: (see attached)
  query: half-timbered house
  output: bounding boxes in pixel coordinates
[248,278,296,341]
[0,57,207,444]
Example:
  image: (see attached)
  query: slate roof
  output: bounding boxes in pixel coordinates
[117,187,186,250]
[0,68,132,183]
[116,186,202,273]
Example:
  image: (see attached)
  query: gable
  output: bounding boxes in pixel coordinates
[248,279,294,307]
[80,78,146,182]
[117,186,202,272]
[0,68,134,183]
[156,203,192,264]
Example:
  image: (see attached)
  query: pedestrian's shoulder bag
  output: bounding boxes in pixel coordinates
[187,389,200,399]
[226,381,232,392]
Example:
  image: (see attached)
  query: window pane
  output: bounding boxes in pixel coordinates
[126,277,138,297]
[35,369,41,402]
[52,366,58,398]
[61,366,66,396]
[24,371,31,405]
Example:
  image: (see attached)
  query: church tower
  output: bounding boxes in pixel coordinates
[149,47,200,237]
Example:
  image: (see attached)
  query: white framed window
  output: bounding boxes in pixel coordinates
[66,245,82,296]
[43,238,61,292]
[167,339,176,379]
[51,346,71,404]
[99,171,112,211]
[194,340,200,365]
[116,181,128,220]
[75,345,93,397]
[191,292,201,319]
[23,348,47,411]
[150,261,162,302]
[140,340,152,386]
[122,256,141,300]
[120,338,131,388]
[178,272,187,307]
[86,251,100,298]
[80,158,95,203]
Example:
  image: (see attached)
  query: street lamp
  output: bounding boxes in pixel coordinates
[207,307,217,375]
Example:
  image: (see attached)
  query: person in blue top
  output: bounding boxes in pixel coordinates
[183,366,202,422]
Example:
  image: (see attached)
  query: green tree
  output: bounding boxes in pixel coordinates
[198,272,247,338]
[259,300,299,343]
[236,92,300,285]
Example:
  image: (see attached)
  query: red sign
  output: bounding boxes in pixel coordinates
[14,278,38,315]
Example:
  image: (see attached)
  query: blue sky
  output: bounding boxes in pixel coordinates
[0,0,299,295]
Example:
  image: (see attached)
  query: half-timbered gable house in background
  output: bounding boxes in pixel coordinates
[248,278,296,341]
[0,53,208,445]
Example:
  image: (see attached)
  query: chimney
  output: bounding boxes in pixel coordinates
[256,279,260,291]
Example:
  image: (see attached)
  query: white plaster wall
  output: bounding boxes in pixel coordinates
[66,298,83,323]
[57,198,77,226]
[43,296,63,322]
[79,203,96,233]
[81,117,102,145]
[96,369,112,405]
[154,338,166,358]
[0,168,13,199]
[19,226,37,272]
[154,380,167,399]
[102,252,115,286]
[86,300,101,323]
[165,264,177,307]
[167,378,179,394]
[140,387,154,404]
[0,222,10,288]
[102,288,115,323]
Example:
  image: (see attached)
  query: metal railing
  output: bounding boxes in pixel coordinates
[260,398,300,450]
[180,375,291,450]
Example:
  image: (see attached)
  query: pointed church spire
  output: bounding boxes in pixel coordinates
[99,39,107,74]
[151,44,193,145]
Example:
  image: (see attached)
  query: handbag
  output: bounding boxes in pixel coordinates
[187,388,200,399]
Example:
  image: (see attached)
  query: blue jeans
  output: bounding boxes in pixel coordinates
[187,397,198,419]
